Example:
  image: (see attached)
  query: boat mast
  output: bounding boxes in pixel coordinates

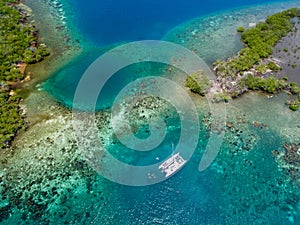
[171,142,174,155]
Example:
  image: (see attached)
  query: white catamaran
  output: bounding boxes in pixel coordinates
[159,143,187,178]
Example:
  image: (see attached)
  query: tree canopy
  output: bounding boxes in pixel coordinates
[0,0,50,148]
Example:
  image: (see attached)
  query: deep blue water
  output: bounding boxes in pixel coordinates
[69,0,280,45]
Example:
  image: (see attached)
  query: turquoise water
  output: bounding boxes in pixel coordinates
[2,0,300,224]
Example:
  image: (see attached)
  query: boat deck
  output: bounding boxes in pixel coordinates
[159,153,187,177]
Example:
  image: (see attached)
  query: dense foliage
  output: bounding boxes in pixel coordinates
[238,74,287,94]
[215,8,300,77]
[0,0,50,81]
[237,26,245,33]
[185,70,212,96]
[212,8,300,111]
[212,91,231,103]
[0,91,25,147]
[0,0,49,148]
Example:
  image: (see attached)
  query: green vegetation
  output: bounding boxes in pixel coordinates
[213,92,231,103]
[287,97,300,111]
[185,70,212,96]
[238,74,288,94]
[289,82,300,94]
[238,74,300,110]
[237,26,245,33]
[254,62,282,74]
[0,91,25,148]
[287,82,300,110]
[0,0,50,148]
[215,8,300,77]
[255,64,269,74]
[267,61,282,71]
[0,1,50,81]
[212,8,300,111]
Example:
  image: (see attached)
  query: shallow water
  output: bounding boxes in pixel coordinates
[1,0,300,224]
